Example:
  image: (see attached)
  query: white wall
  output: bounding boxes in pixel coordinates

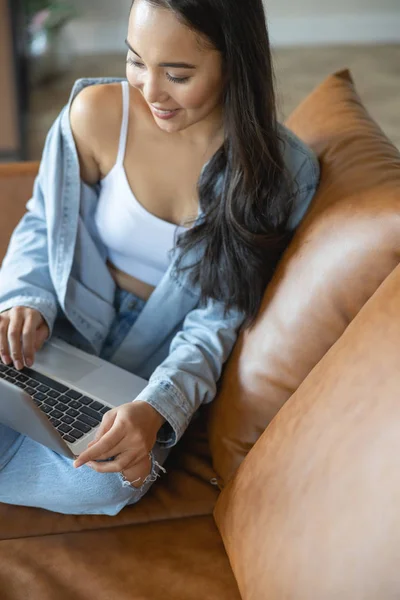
[264,0,400,45]
[67,0,131,54]
[264,0,400,18]
[66,0,400,54]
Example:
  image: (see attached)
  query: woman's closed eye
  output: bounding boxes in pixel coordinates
[166,73,190,84]
[126,58,190,84]
[127,57,144,69]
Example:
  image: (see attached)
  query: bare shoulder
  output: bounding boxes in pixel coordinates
[70,83,123,184]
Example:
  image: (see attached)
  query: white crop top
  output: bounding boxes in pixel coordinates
[95,81,187,287]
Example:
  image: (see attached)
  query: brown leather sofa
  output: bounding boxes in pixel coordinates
[1,69,400,600]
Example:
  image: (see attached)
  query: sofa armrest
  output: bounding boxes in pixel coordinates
[0,161,39,264]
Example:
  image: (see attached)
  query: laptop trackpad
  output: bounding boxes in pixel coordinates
[34,342,100,384]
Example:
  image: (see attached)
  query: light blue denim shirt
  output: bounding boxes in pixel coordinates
[0,78,320,448]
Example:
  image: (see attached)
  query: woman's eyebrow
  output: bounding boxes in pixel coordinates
[125,39,196,69]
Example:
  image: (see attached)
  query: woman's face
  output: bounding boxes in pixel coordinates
[126,0,225,134]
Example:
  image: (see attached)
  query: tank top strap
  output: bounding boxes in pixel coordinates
[116,81,130,166]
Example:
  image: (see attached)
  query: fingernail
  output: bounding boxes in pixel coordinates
[15,361,23,371]
[25,359,33,367]
[1,355,11,365]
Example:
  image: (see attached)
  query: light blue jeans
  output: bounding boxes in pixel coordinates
[0,289,171,516]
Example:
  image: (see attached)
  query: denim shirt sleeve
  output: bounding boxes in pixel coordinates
[134,300,246,447]
[0,160,58,335]
[135,130,320,448]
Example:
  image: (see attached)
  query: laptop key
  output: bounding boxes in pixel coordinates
[47,389,60,399]
[61,415,75,425]
[50,418,61,427]
[0,372,6,379]
[37,385,50,393]
[50,409,63,419]
[60,394,75,404]
[25,387,36,396]
[80,406,102,422]
[63,434,76,443]
[15,381,27,389]
[73,421,91,434]
[69,429,84,440]
[80,396,94,406]
[34,392,47,401]
[66,408,79,418]
[45,397,58,407]
[27,379,40,388]
[89,401,104,412]
[77,413,99,428]
[58,423,72,434]
[0,364,8,372]
[16,374,29,383]
[68,400,82,410]
[100,406,112,415]
[41,404,53,415]
[55,402,69,412]
[66,389,82,400]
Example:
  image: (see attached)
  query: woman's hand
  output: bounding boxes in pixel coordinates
[0,307,49,370]
[73,401,166,487]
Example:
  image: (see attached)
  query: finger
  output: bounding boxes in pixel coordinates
[88,440,144,463]
[8,311,24,370]
[91,411,116,444]
[0,315,11,365]
[34,322,50,352]
[21,315,36,367]
[74,426,124,467]
[88,449,144,474]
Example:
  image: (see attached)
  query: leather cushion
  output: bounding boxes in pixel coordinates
[215,261,400,600]
[208,69,400,487]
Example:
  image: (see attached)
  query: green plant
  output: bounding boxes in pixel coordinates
[24,0,77,31]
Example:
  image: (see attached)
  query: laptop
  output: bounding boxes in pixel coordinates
[0,336,148,459]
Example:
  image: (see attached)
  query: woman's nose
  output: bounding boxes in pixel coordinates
[142,74,169,105]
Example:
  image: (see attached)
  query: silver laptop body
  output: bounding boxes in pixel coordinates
[0,337,148,459]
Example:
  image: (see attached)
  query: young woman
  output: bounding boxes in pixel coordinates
[0,0,319,515]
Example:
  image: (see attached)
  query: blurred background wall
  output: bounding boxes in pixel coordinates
[65,0,400,53]
[1,0,399,162]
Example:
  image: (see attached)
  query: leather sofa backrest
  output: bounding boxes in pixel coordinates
[208,69,400,487]
[0,162,39,264]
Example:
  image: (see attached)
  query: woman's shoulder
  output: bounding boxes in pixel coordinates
[69,81,123,144]
[277,123,320,190]
[69,81,126,183]
[277,123,321,231]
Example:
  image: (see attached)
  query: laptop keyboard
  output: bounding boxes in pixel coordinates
[0,363,111,444]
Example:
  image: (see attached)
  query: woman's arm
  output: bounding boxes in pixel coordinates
[134,298,246,448]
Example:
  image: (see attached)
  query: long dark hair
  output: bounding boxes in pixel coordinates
[132,0,295,327]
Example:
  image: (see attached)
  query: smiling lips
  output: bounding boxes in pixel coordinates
[151,106,180,120]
